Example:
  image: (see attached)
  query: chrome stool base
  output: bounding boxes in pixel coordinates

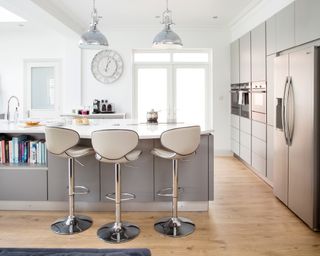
[154,216,195,237]
[97,222,140,243]
[51,215,93,235]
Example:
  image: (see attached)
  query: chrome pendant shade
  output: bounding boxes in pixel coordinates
[153,0,182,49]
[79,0,108,49]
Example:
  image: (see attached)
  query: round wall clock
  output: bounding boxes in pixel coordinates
[91,49,124,84]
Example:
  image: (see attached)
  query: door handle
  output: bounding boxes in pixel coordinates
[282,77,290,145]
[287,77,295,146]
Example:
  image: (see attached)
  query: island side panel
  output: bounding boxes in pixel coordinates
[100,139,154,202]
[154,135,210,202]
[208,134,214,201]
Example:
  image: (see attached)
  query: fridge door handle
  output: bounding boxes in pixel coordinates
[287,77,295,146]
[282,76,290,145]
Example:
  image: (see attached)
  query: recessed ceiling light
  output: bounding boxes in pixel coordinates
[212,16,218,19]
[0,6,26,22]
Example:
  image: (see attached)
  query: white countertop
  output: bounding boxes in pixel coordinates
[0,119,214,139]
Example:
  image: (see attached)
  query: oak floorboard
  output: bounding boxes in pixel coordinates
[0,156,319,255]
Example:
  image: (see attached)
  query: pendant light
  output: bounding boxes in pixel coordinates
[79,0,108,49]
[153,0,183,49]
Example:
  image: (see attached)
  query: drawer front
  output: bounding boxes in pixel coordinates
[240,131,251,149]
[0,169,47,201]
[252,136,266,158]
[231,127,240,142]
[231,114,240,129]
[240,117,251,134]
[252,152,266,176]
[231,139,240,155]
[252,120,266,141]
[240,145,251,165]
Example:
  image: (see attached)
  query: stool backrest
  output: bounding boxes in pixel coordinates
[45,127,80,155]
[91,129,139,160]
[161,126,201,156]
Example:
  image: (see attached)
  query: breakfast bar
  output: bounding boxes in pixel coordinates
[0,119,214,212]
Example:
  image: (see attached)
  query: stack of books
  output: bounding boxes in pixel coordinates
[0,135,47,165]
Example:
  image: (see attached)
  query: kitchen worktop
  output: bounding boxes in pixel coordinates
[0,119,214,139]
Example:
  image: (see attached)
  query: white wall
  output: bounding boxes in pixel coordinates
[81,28,231,153]
[0,26,81,116]
[230,0,294,41]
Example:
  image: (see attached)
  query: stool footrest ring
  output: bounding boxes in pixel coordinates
[74,186,90,195]
[157,187,184,197]
[105,192,136,202]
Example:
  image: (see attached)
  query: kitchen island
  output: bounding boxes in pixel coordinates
[0,120,214,212]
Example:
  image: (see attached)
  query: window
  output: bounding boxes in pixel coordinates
[133,50,212,127]
[24,60,61,118]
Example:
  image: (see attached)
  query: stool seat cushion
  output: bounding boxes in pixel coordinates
[65,146,95,158]
[96,149,142,164]
[151,147,194,160]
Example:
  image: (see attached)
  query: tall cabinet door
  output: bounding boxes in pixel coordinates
[288,48,316,228]
[231,40,240,84]
[239,32,251,83]
[276,3,295,52]
[273,54,289,205]
[251,22,266,82]
[295,0,320,46]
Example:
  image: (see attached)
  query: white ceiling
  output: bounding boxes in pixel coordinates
[35,0,262,31]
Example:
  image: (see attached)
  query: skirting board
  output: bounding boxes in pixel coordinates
[0,201,209,212]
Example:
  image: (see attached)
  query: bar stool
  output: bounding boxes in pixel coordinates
[91,129,142,243]
[151,126,201,237]
[45,127,94,235]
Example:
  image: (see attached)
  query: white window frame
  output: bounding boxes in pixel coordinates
[24,59,61,119]
[132,49,213,127]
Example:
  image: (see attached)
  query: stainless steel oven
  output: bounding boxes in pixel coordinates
[231,84,240,115]
[251,81,266,123]
[239,83,251,118]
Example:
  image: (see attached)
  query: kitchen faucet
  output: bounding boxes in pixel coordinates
[7,96,20,121]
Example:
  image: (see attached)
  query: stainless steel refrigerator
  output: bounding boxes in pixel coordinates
[273,46,320,231]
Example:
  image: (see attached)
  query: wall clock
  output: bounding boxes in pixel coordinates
[91,49,124,84]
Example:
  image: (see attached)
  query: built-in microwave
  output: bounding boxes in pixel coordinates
[231,84,240,115]
[251,81,266,123]
[239,83,251,119]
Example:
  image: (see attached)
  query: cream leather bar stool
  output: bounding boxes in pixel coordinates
[91,129,142,243]
[45,127,94,235]
[151,126,201,237]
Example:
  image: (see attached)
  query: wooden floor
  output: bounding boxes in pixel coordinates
[0,156,320,255]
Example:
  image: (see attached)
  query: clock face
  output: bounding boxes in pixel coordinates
[91,50,124,84]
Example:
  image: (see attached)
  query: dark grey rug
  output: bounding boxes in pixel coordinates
[0,248,151,256]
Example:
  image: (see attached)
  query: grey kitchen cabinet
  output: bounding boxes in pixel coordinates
[267,124,274,182]
[100,139,154,202]
[240,116,251,134]
[0,169,47,201]
[276,3,295,52]
[252,151,266,176]
[231,114,240,129]
[48,153,100,202]
[251,22,266,82]
[154,135,210,202]
[267,54,276,126]
[240,32,251,83]
[252,120,267,176]
[231,40,240,84]
[266,15,277,55]
[252,120,266,142]
[231,114,240,156]
[239,117,251,165]
[295,0,320,46]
